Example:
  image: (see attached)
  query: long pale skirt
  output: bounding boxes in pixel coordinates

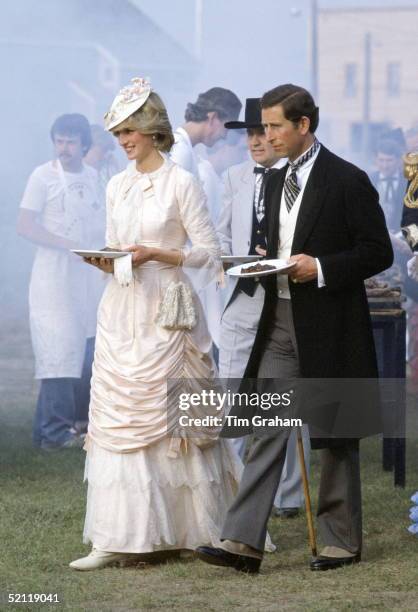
[83,438,241,553]
[83,264,241,553]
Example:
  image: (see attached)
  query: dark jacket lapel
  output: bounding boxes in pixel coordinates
[291,146,330,255]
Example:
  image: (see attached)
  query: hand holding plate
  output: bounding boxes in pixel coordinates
[84,256,114,273]
[255,245,267,257]
[288,254,317,283]
[126,244,154,267]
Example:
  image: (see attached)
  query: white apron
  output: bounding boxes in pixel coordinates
[29,162,99,379]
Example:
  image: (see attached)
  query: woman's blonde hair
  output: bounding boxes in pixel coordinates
[111,92,175,152]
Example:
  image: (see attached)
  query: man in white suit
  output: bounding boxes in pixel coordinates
[170,87,241,351]
[217,98,310,517]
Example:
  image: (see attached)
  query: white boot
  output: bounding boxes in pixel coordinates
[69,548,138,571]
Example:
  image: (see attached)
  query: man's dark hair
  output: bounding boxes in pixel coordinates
[261,84,319,133]
[185,87,242,123]
[50,113,92,154]
[376,138,402,159]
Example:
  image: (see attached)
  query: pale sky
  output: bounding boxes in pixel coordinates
[131,0,418,100]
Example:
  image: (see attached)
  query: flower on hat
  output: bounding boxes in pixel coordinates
[119,77,151,103]
[104,77,152,131]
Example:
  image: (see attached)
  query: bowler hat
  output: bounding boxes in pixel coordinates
[225,98,262,129]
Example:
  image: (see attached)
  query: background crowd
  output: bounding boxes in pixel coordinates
[13,78,418,538]
[1,1,418,607]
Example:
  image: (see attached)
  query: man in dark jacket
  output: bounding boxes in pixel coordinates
[196,84,393,573]
[370,138,406,233]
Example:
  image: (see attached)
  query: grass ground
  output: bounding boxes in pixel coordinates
[1,322,418,611]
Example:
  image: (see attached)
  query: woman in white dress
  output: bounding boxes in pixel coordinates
[69,78,242,570]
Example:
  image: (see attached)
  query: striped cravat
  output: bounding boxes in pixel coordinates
[284,138,319,212]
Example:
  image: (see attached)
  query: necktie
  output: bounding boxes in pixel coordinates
[381,176,396,204]
[253,166,270,219]
[284,138,320,212]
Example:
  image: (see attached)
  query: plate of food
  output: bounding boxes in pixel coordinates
[226,259,296,278]
[71,249,130,259]
[221,255,261,264]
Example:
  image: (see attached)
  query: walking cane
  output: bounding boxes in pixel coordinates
[296,426,317,557]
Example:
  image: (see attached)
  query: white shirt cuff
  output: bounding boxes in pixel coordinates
[316,258,325,288]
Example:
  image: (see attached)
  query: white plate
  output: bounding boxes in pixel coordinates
[227,259,296,278]
[71,249,130,259]
[221,255,261,264]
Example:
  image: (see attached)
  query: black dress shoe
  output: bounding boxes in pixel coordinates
[195,546,261,574]
[310,553,361,571]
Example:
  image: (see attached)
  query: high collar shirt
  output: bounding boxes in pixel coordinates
[277,144,322,298]
[377,171,400,196]
[254,158,287,222]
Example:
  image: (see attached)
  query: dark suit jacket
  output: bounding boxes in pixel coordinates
[242,146,394,447]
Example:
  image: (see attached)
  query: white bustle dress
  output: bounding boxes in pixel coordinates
[82,157,241,553]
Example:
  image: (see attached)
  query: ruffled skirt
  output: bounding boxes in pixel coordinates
[83,266,249,554]
[83,438,242,553]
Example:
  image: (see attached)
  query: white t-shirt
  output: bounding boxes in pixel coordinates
[20,160,100,243]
